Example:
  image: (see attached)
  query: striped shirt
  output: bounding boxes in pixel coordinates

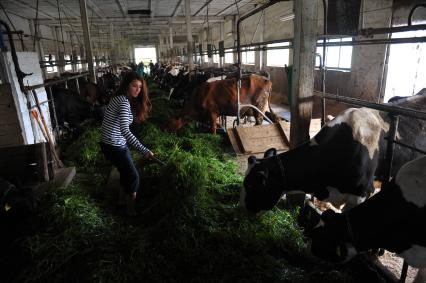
[101,95,150,155]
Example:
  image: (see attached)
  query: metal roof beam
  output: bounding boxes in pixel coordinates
[172,0,184,17]
[193,0,214,16]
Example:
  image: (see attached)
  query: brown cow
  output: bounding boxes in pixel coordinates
[164,74,273,134]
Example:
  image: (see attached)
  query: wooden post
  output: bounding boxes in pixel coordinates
[79,0,96,83]
[219,21,225,67]
[290,0,318,148]
[185,0,194,71]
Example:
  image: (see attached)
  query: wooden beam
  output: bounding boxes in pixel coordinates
[289,0,318,148]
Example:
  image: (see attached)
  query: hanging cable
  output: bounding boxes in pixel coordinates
[61,8,81,46]
[56,0,66,54]
[33,0,39,51]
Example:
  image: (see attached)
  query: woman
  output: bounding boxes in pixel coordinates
[100,71,154,216]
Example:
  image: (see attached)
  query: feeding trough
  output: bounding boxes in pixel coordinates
[227,119,322,155]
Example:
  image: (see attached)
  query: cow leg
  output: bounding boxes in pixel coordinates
[210,113,218,134]
[414,268,426,283]
[254,112,264,125]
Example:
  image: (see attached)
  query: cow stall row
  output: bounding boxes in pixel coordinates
[240,90,426,282]
[152,64,284,134]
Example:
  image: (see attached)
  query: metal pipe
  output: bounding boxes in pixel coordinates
[382,114,399,184]
[236,0,285,126]
[24,72,89,91]
[359,24,426,37]
[239,103,273,124]
[206,36,426,59]
[408,4,426,26]
[0,20,31,92]
[384,136,426,155]
[314,91,426,121]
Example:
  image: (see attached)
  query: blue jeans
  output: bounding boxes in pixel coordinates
[100,142,139,194]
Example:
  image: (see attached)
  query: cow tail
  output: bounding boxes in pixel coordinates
[267,84,274,115]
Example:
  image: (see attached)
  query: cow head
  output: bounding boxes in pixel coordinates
[162,116,188,132]
[240,148,286,213]
[309,210,357,263]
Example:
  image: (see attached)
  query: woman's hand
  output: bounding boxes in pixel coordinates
[144,151,154,160]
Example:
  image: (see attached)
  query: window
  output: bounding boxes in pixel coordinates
[241,47,255,65]
[77,55,82,70]
[213,53,219,63]
[225,49,233,63]
[267,42,290,67]
[64,55,72,71]
[316,37,352,70]
[384,28,426,102]
[44,55,57,73]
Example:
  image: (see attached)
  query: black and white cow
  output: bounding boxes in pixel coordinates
[241,90,426,213]
[308,155,426,283]
[51,87,105,129]
[241,107,387,212]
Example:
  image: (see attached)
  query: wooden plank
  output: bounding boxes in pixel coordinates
[309,118,322,137]
[236,123,282,139]
[227,128,243,155]
[0,143,53,182]
[0,115,22,126]
[35,167,76,192]
[276,121,290,146]
[227,118,322,156]
[0,84,14,105]
[233,124,290,154]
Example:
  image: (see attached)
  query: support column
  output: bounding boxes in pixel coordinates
[80,44,86,71]
[219,21,225,67]
[55,27,65,74]
[29,20,46,80]
[289,0,318,148]
[260,14,266,70]
[199,30,205,66]
[109,23,117,65]
[52,27,60,72]
[79,0,96,83]
[72,48,78,72]
[169,26,174,49]
[158,34,162,63]
[232,15,238,63]
[185,0,194,71]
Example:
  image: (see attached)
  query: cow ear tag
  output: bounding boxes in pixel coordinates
[336,246,341,257]
[4,202,12,211]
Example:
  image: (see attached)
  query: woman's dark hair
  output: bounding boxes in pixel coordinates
[115,71,151,123]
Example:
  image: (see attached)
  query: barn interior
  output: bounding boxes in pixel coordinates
[0,0,425,282]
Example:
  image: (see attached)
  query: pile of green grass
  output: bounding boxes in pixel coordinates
[5,84,363,283]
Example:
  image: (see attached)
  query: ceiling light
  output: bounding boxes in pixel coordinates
[128,9,151,15]
[279,13,295,22]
